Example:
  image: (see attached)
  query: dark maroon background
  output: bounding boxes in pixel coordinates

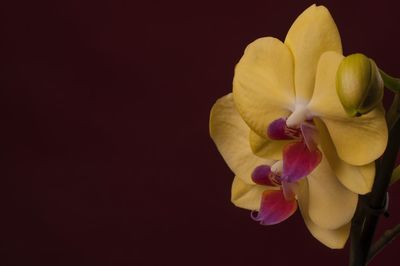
[2,0,400,265]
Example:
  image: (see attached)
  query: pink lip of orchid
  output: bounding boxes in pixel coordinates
[267,118,322,183]
[250,163,298,225]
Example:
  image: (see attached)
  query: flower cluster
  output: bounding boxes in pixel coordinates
[210,5,388,248]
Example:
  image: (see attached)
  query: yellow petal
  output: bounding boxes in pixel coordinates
[308,51,388,165]
[285,4,342,102]
[249,130,290,160]
[320,109,387,166]
[297,179,350,249]
[307,156,358,230]
[233,37,294,137]
[231,176,269,210]
[314,118,375,194]
[210,94,274,184]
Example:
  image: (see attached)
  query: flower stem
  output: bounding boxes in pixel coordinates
[350,108,400,266]
[368,224,400,262]
[386,92,400,129]
[349,195,367,265]
[379,69,400,93]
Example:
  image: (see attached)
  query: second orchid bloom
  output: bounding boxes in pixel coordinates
[210,5,388,248]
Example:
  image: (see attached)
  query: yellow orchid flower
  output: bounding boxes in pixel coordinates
[209,5,388,249]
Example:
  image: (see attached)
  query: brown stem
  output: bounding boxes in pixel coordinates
[368,224,400,262]
[350,115,400,266]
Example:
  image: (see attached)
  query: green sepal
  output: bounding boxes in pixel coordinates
[391,165,400,185]
[386,93,400,130]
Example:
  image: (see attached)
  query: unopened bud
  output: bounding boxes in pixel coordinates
[336,53,383,117]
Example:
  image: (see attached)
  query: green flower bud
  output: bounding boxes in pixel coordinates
[336,53,384,117]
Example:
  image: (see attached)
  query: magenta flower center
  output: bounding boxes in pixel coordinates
[266,117,322,183]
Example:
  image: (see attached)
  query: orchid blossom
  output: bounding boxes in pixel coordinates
[210,5,388,248]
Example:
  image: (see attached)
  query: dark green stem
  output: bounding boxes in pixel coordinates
[386,93,400,129]
[368,224,400,262]
[350,70,400,265]
[379,69,400,93]
[349,195,367,265]
[350,113,400,266]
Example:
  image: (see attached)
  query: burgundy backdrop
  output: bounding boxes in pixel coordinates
[2,0,400,265]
